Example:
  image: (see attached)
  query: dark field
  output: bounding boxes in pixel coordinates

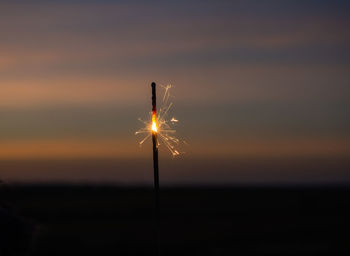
[1,185,350,255]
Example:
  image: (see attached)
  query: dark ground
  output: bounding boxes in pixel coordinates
[1,184,350,255]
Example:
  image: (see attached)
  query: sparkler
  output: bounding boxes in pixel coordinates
[135,83,182,157]
[135,82,184,255]
[151,82,160,256]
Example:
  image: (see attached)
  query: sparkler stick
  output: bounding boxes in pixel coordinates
[151,82,160,256]
[136,82,185,254]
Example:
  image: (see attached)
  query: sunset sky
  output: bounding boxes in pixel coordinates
[1,1,349,184]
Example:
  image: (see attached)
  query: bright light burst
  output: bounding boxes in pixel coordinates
[135,84,184,156]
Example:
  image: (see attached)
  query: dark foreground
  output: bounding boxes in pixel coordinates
[1,185,350,255]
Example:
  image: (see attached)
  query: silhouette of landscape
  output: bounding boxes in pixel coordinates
[1,184,349,255]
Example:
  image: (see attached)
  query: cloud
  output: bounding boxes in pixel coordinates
[0,1,349,108]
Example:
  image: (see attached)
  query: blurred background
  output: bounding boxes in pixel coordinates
[0,1,349,255]
[1,0,349,184]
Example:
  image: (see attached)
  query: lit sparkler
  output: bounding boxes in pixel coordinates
[135,82,184,256]
[135,83,182,157]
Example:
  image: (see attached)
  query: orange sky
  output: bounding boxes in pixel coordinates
[0,1,349,183]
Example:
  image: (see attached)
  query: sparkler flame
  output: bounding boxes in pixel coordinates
[136,84,184,156]
[152,112,157,133]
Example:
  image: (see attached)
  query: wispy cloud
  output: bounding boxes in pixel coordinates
[0,1,349,167]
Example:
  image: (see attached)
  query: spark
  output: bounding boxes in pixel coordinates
[152,112,157,132]
[136,84,184,157]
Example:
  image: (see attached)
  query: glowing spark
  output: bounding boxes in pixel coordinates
[136,84,185,156]
[152,112,157,132]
